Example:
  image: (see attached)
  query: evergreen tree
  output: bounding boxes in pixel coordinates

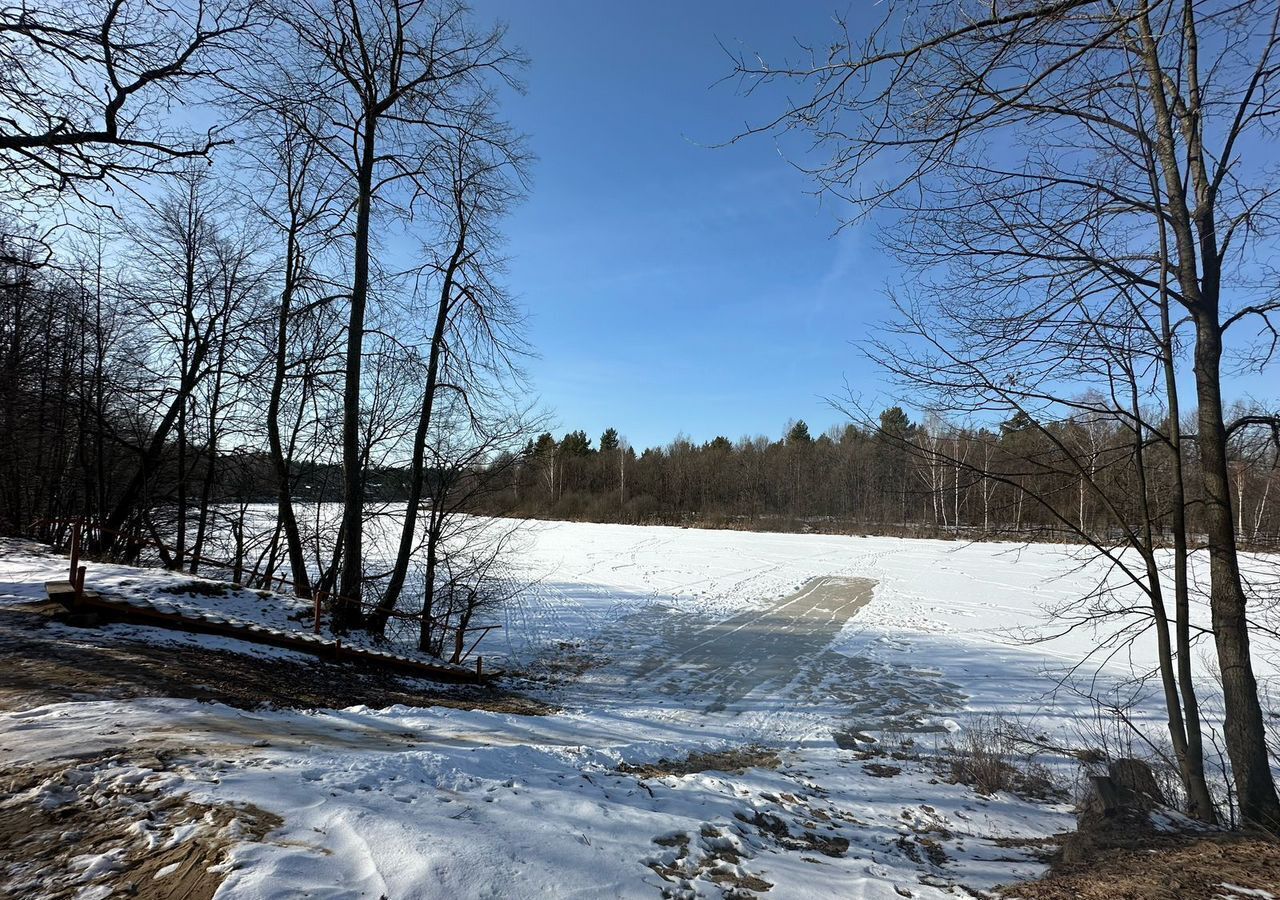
[532,433,557,457]
[878,407,912,437]
[1000,410,1035,435]
[559,430,592,456]
[785,420,813,445]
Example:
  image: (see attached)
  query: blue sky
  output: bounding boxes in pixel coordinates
[485,2,1277,452]
[488,1,891,450]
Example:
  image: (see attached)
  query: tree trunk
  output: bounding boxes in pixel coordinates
[267,227,312,600]
[418,524,440,653]
[1156,242,1216,823]
[1193,316,1280,828]
[1128,379,1215,822]
[175,380,189,567]
[190,319,229,575]
[334,116,379,632]
[371,226,467,633]
[101,338,209,548]
[451,598,473,664]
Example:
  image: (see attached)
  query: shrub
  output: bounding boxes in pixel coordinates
[939,715,1067,802]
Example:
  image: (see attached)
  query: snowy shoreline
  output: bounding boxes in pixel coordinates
[2,522,1277,898]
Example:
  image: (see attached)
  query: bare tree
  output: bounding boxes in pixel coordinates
[730,0,1280,824]
[99,168,238,551]
[275,0,524,631]
[186,216,269,571]
[235,93,349,598]
[374,102,528,628]
[0,0,257,202]
[405,394,534,657]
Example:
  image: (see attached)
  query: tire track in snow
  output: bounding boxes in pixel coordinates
[630,577,876,713]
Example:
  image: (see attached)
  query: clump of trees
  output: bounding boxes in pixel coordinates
[0,0,533,660]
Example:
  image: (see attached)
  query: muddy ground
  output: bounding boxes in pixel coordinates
[0,747,283,900]
[0,601,549,715]
[1000,830,1280,899]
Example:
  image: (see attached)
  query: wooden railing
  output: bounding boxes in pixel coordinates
[46,517,498,673]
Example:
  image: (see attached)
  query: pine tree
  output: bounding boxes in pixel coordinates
[559,430,592,456]
[785,420,813,445]
[878,407,912,437]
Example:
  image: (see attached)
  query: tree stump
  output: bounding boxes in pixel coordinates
[1108,758,1167,806]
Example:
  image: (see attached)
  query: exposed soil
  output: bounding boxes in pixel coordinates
[618,746,781,779]
[862,763,902,778]
[645,829,776,896]
[0,751,281,900]
[0,602,550,716]
[1000,829,1280,899]
[735,809,850,858]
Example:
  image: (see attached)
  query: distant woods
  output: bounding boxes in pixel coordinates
[0,0,534,654]
[481,414,1280,547]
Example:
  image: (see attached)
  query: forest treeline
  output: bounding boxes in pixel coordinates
[481,414,1280,546]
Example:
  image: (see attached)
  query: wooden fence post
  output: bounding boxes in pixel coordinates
[314,591,324,635]
[475,655,483,680]
[68,520,81,583]
[74,565,86,608]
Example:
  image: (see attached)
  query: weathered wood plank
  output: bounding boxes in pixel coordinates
[44,582,485,685]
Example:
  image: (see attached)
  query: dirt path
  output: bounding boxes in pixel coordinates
[562,575,965,736]
[630,576,877,713]
[0,749,282,900]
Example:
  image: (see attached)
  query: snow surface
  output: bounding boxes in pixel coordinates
[2,522,1278,898]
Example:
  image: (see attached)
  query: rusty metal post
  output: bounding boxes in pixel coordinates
[68,520,81,583]
[313,591,324,635]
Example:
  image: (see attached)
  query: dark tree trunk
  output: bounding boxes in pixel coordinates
[370,226,466,634]
[1157,265,1216,823]
[1194,316,1280,828]
[101,338,209,548]
[417,528,440,653]
[1135,6,1279,825]
[334,117,379,632]
[190,321,228,575]
[267,227,312,599]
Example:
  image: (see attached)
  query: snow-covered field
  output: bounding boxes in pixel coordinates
[2,521,1278,898]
